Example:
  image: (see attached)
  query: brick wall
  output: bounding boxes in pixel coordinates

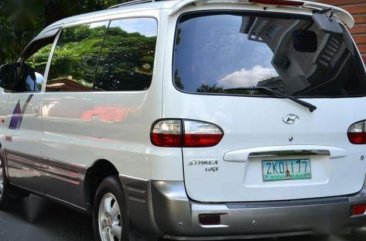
[317,0,366,62]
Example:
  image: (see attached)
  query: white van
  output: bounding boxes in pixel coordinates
[1,0,366,240]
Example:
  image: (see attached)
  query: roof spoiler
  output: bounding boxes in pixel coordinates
[303,1,354,28]
[169,0,354,28]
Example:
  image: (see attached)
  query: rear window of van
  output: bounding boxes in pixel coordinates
[173,12,366,97]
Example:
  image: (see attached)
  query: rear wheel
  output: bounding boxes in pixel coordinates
[93,176,128,241]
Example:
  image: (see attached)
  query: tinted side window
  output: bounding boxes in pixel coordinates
[47,22,108,92]
[17,38,54,92]
[94,18,157,91]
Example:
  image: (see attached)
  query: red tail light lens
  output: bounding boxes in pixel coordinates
[183,120,224,147]
[249,0,304,6]
[151,119,224,147]
[348,121,366,144]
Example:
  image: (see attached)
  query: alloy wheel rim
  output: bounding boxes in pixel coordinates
[98,193,122,241]
[0,159,3,199]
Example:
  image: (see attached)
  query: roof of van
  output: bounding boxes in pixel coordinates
[40,1,174,33]
[40,0,354,34]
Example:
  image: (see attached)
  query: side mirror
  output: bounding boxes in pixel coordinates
[292,30,317,53]
[0,63,17,90]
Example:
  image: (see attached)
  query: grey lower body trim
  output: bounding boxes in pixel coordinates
[6,150,86,183]
[120,176,366,240]
[150,180,366,240]
[5,150,87,209]
[119,175,162,236]
[163,231,313,241]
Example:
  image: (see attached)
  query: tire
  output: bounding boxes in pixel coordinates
[0,158,12,210]
[93,176,129,241]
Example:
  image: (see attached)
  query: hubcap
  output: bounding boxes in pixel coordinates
[98,193,122,241]
[0,159,4,199]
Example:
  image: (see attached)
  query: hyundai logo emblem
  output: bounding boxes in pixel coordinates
[283,114,299,125]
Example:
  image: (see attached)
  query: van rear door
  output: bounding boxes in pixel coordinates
[166,11,366,202]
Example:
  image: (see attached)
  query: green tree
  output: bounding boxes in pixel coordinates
[0,0,125,64]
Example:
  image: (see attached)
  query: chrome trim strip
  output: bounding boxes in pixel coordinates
[6,150,87,183]
[224,145,346,162]
[7,153,38,169]
[6,160,23,170]
[248,150,330,158]
[45,171,81,185]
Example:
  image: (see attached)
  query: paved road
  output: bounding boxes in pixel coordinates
[0,195,93,241]
[0,195,366,241]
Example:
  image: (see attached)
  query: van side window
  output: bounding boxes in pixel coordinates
[94,18,157,91]
[46,22,108,92]
[17,39,54,92]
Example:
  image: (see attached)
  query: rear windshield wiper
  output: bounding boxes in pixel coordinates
[224,86,317,112]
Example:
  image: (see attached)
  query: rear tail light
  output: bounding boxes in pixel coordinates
[249,0,304,6]
[151,120,182,147]
[347,120,366,144]
[151,119,223,147]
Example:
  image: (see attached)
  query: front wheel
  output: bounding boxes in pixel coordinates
[0,158,30,210]
[0,158,11,209]
[93,176,129,241]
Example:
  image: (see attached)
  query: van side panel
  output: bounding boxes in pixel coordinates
[37,11,183,208]
[40,92,157,207]
[4,93,44,194]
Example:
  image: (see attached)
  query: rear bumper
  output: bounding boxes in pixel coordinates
[120,176,366,240]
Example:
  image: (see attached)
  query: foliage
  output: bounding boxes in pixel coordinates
[96,26,156,91]
[26,44,52,74]
[48,25,108,84]
[43,22,156,91]
[0,0,124,64]
[196,84,224,93]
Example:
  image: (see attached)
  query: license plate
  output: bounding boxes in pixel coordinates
[262,159,311,182]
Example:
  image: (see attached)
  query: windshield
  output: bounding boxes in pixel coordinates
[173,12,366,97]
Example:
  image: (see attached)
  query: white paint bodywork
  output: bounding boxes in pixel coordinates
[0,0,365,206]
